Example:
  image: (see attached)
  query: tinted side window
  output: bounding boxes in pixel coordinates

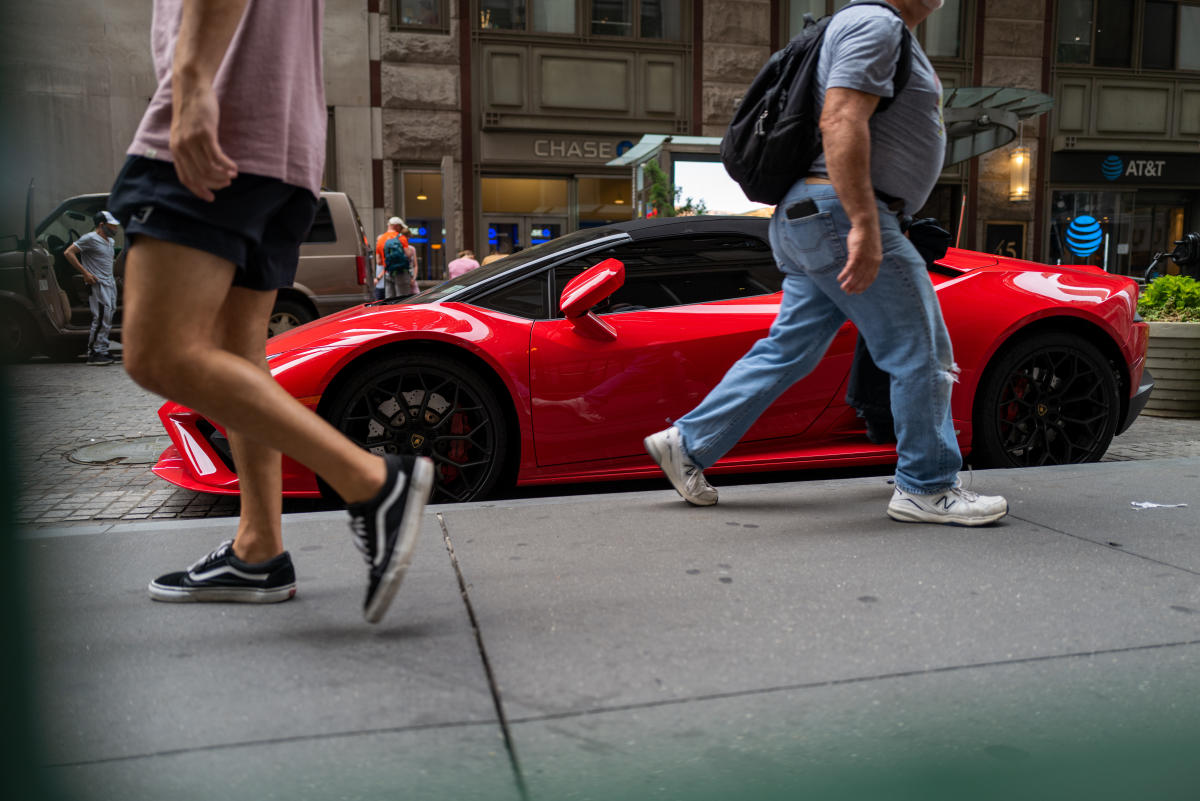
[552,235,781,315]
[472,273,549,319]
[304,199,337,243]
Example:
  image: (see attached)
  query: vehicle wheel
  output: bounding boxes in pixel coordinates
[1,306,38,363]
[323,353,509,504]
[972,332,1120,468]
[268,298,315,337]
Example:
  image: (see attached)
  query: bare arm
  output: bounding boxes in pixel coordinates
[64,243,97,284]
[170,0,250,201]
[820,86,882,295]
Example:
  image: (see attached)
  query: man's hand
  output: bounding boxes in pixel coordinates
[170,82,237,201]
[838,223,883,294]
[82,271,98,286]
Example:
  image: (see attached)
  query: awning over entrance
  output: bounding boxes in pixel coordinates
[606,87,1056,173]
[942,87,1054,167]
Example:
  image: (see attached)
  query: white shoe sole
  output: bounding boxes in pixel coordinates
[364,456,435,624]
[644,432,717,507]
[886,503,1008,527]
[148,582,296,603]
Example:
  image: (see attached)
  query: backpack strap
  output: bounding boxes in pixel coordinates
[834,0,914,114]
[877,25,913,113]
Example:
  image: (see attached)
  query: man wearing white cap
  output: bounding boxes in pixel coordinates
[374,216,409,297]
[64,210,121,365]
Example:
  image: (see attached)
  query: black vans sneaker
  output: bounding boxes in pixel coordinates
[348,454,435,624]
[148,540,296,603]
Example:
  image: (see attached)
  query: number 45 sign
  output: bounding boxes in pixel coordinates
[985,222,1026,260]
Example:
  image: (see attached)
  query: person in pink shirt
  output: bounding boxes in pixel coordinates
[107,0,432,623]
[446,249,480,279]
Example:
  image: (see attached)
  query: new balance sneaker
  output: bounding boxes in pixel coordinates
[643,426,718,506]
[148,540,296,603]
[887,484,1008,526]
[347,454,435,624]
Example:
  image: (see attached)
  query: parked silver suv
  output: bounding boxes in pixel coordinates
[1,188,371,360]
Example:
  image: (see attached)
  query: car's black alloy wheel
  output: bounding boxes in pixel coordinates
[973,332,1121,468]
[324,354,508,503]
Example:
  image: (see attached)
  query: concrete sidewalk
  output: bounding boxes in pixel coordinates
[22,459,1200,800]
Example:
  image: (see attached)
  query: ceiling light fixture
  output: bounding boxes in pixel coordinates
[416,173,428,201]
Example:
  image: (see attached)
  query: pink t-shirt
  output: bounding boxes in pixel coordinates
[128,0,327,197]
[447,257,480,279]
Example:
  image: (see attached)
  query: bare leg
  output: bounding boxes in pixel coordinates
[122,236,386,505]
[215,286,284,563]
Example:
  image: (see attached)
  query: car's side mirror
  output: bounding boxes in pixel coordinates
[560,258,624,341]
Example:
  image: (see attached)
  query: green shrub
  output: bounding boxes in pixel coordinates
[1137,274,1200,322]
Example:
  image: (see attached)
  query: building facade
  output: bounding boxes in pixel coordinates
[4,1,1197,281]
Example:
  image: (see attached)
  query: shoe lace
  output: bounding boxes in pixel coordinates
[953,468,979,501]
[949,485,980,502]
[348,513,372,563]
[190,540,232,572]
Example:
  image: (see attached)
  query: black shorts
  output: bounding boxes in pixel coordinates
[108,156,320,291]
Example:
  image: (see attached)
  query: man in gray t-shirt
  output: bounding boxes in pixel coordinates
[647,0,1008,527]
[65,210,121,365]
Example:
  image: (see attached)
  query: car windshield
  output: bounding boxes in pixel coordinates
[385,226,625,305]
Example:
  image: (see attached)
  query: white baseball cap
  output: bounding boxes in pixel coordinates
[388,216,406,227]
[94,210,119,226]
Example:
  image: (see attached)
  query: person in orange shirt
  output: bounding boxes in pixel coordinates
[374,215,417,297]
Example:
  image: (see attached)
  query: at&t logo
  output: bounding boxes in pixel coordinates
[1101,154,1168,180]
[1101,155,1123,181]
[1065,216,1103,258]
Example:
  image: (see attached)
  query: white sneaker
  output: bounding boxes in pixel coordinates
[887,484,1008,526]
[644,427,718,506]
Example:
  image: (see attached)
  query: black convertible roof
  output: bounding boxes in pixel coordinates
[604,215,770,240]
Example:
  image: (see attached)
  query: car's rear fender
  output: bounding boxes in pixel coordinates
[960,313,1142,437]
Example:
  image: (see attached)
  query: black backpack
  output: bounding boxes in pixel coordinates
[720,1,913,205]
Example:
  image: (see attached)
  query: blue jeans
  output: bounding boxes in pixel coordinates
[674,182,962,494]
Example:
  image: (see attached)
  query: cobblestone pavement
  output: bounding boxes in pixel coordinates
[6,359,1200,528]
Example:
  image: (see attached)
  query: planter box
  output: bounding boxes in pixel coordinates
[1143,321,1200,418]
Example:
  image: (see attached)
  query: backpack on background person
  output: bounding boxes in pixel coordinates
[383,235,410,274]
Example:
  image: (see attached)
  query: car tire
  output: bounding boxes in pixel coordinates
[1,306,38,363]
[322,353,509,504]
[971,332,1121,468]
[268,298,315,338]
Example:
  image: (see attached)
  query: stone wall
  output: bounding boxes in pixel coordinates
[700,0,772,137]
[0,0,156,227]
[378,7,464,244]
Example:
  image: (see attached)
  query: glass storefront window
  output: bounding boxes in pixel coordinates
[481,177,569,215]
[1050,191,1128,271]
[391,0,445,29]
[578,177,636,226]
[923,0,962,58]
[1180,5,1200,70]
[641,0,682,39]
[1049,189,1193,276]
[1057,0,1093,63]
[400,170,445,280]
[1142,1,1177,69]
[1094,0,1133,67]
[592,0,633,36]
[533,0,575,33]
[480,0,526,30]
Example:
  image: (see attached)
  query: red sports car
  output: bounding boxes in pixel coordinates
[153,216,1153,504]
